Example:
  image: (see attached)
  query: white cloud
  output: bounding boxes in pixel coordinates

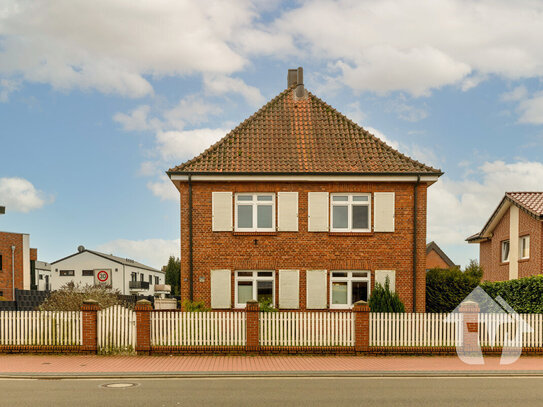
[386,97,428,122]
[0,79,19,102]
[155,128,228,163]
[0,0,254,97]
[501,85,528,102]
[113,105,154,132]
[270,0,543,96]
[96,238,180,269]
[203,74,265,106]
[517,93,543,124]
[0,177,52,212]
[428,160,543,249]
[162,95,222,129]
[147,175,180,201]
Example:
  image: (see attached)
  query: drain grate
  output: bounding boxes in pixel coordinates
[101,383,139,389]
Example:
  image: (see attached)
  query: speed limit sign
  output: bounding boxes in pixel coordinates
[94,269,111,286]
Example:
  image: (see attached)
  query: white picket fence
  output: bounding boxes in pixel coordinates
[151,311,246,346]
[97,305,136,353]
[260,312,354,347]
[0,311,81,346]
[370,313,543,348]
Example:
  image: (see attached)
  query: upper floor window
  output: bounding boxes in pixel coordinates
[330,271,370,309]
[235,193,275,232]
[155,276,160,285]
[82,270,94,277]
[0,254,2,270]
[501,240,510,263]
[520,235,530,259]
[330,194,371,232]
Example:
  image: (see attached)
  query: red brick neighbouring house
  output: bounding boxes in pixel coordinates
[167,68,442,312]
[0,231,38,300]
[467,192,543,282]
[426,241,457,270]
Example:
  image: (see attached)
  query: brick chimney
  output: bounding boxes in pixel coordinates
[288,67,307,99]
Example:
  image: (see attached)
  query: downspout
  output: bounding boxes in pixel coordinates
[412,175,421,312]
[188,174,194,302]
[11,245,15,300]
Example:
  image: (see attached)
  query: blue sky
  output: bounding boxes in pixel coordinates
[1,0,543,269]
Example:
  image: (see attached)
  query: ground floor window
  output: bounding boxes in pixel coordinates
[330,271,370,309]
[235,270,274,308]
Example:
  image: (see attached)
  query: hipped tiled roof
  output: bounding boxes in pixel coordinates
[168,86,441,175]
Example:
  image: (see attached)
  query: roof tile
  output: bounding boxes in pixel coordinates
[169,86,441,175]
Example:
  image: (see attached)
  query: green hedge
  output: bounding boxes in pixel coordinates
[480,276,543,314]
[425,266,481,313]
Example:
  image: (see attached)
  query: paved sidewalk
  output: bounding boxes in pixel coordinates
[1,355,543,377]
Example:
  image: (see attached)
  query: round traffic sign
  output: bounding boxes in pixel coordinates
[97,270,109,282]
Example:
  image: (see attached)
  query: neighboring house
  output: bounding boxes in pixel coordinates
[467,192,543,281]
[167,67,442,312]
[35,260,51,291]
[50,246,166,296]
[426,241,458,270]
[0,231,38,300]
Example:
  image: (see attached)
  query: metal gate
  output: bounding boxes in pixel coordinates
[97,305,136,353]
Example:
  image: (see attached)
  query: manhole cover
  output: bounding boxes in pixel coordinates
[101,383,139,389]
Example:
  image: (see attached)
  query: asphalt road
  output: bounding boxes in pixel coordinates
[2,376,543,407]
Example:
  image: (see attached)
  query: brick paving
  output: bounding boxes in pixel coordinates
[0,355,543,376]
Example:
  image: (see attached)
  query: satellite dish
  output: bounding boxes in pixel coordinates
[77,245,85,253]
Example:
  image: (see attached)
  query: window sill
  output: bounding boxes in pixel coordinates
[329,232,374,236]
[233,232,277,236]
[500,261,509,265]
[519,258,530,263]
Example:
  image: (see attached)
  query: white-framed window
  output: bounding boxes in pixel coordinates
[235,270,275,308]
[235,193,275,232]
[330,270,371,309]
[501,240,510,263]
[330,193,371,232]
[520,235,530,259]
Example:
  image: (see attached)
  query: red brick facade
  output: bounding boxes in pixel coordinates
[478,207,543,281]
[178,180,428,312]
[0,232,24,300]
[426,249,450,270]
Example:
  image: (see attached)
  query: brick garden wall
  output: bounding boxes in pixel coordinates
[178,181,429,312]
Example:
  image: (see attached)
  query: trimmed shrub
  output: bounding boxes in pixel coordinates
[369,277,406,313]
[426,262,481,313]
[258,297,277,312]
[480,275,543,314]
[39,282,131,311]
[181,299,210,312]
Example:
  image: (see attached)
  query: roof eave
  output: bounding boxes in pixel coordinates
[166,170,444,177]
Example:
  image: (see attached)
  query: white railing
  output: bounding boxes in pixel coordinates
[370,313,462,347]
[0,311,82,346]
[97,305,136,353]
[260,312,354,347]
[151,311,246,346]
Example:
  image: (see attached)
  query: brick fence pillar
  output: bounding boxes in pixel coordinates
[246,300,260,352]
[459,300,480,352]
[135,299,153,354]
[354,300,370,353]
[81,299,100,353]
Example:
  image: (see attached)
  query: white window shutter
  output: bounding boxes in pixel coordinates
[278,192,298,231]
[308,192,329,232]
[210,269,231,308]
[374,192,395,232]
[306,270,327,309]
[212,192,233,231]
[375,270,396,292]
[279,270,300,309]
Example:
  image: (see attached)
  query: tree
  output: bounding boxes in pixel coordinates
[369,277,406,312]
[164,256,181,296]
[39,282,130,311]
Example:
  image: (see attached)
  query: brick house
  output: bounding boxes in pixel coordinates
[167,68,442,312]
[467,192,543,281]
[0,231,39,300]
[426,241,457,270]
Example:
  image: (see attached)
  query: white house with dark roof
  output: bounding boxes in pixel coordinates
[50,246,167,296]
